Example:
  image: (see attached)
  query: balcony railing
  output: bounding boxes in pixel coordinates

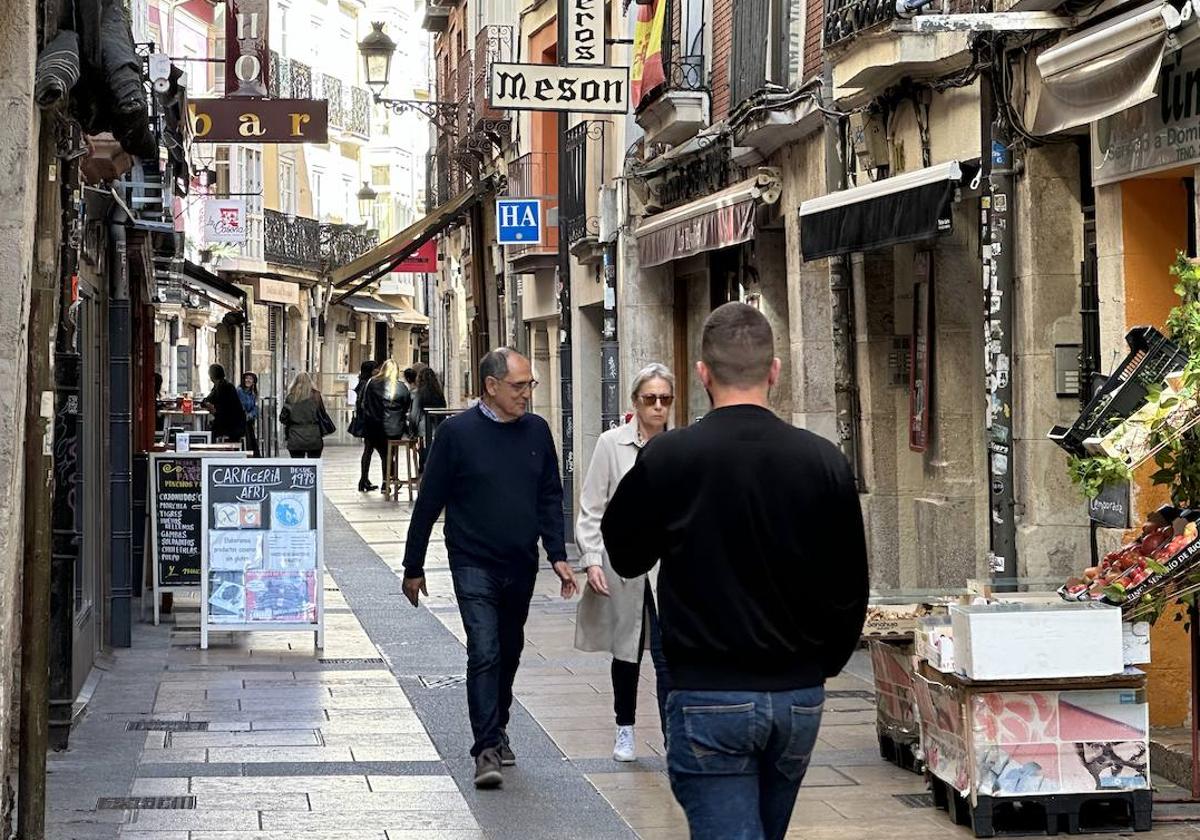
[563,121,610,248]
[348,87,371,137]
[265,209,320,269]
[824,0,895,48]
[292,60,313,99]
[321,75,345,129]
[264,209,378,271]
[506,151,557,257]
[269,53,369,138]
[473,25,513,125]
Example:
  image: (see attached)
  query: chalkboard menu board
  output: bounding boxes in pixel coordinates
[200,459,324,649]
[149,451,248,624]
[1089,481,1131,529]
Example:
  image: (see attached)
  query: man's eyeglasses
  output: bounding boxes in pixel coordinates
[500,378,539,394]
[637,393,674,407]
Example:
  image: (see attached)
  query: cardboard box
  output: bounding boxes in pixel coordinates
[951,602,1123,681]
[869,640,919,738]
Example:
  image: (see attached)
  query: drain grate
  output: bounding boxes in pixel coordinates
[318,657,385,665]
[418,674,467,689]
[826,689,875,700]
[125,720,209,732]
[893,793,934,809]
[97,796,196,810]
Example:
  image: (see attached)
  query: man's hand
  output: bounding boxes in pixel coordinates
[552,561,578,600]
[402,575,428,608]
[585,565,610,597]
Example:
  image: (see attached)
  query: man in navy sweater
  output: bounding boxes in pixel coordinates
[402,348,577,789]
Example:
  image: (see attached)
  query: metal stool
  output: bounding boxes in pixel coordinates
[384,438,420,502]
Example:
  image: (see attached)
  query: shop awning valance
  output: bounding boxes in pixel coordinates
[636,170,782,269]
[182,260,244,311]
[332,187,482,292]
[799,161,965,261]
[340,294,430,327]
[1026,1,1174,135]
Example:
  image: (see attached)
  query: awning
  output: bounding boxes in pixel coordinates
[1026,2,1175,135]
[636,170,782,269]
[332,187,481,290]
[799,161,966,261]
[339,294,430,327]
[182,260,245,311]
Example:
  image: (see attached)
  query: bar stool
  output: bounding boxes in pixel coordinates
[384,438,421,502]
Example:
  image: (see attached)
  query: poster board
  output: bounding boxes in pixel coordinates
[200,459,323,649]
[148,450,248,624]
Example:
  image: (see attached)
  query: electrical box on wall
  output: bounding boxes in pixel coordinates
[1055,343,1082,398]
[849,111,889,172]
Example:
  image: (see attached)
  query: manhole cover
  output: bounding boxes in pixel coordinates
[97,796,196,810]
[418,674,467,689]
[125,720,209,732]
[893,793,934,808]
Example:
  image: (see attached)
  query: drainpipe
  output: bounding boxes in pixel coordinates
[982,66,1018,585]
[557,0,576,544]
[108,210,133,647]
[823,60,862,479]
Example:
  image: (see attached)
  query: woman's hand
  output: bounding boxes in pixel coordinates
[586,565,610,597]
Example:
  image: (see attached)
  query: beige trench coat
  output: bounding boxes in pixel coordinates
[574,421,654,664]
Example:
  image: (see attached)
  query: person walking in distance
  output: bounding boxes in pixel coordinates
[362,360,413,494]
[279,372,327,459]
[575,363,675,762]
[402,348,577,789]
[238,372,260,457]
[602,303,869,840]
[409,366,447,476]
[352,361,380,491]
[201,364,246,444]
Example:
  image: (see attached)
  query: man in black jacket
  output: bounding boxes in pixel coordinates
[201,364,246,444]
[602,303,869,840]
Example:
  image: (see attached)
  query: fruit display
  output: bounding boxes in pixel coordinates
[1060,506,1200,608]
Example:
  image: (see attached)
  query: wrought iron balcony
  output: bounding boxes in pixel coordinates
[506,151,557,258]
[824,0,896,48]
[347,87,371,137]
[322,224,378,270]
[292,60,313,99]
[265,209,320,269]
[563,120,610,252]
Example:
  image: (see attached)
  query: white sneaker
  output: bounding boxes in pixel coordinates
[613,725,636,762]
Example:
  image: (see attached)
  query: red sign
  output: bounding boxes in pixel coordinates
[225,0,270,97]
[393,240,438,273]
[909,251,932,453]
[189,99,328,143]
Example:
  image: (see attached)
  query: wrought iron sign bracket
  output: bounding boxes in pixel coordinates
[373,96,458,135]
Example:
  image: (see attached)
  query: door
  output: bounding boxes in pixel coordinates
[73,285,105,696]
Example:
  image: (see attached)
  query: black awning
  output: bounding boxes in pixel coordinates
[799,161,968,261]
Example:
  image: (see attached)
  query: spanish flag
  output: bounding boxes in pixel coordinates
[630,0,666,110]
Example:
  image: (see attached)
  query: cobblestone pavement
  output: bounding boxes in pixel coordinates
[42,444,1200,839]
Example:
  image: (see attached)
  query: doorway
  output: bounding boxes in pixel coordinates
[74,283,105,696]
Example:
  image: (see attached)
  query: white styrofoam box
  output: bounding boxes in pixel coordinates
[1122,621,1152,665]
[950,602,1124,681]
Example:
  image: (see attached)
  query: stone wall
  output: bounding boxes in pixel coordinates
[0,0,36,824]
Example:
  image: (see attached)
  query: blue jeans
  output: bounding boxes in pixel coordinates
[665,686,825,840]
[450,564,537,757]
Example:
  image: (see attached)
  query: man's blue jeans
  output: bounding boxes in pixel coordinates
[665,686,825,840]
[450,564,537,757]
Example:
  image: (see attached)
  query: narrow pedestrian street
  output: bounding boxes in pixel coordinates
[37,446,1200,840]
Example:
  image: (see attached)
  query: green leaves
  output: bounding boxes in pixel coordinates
[1067,455,1131,500]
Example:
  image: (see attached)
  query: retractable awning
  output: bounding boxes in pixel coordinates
[799,161,967,261]
[182,260,245,311]
[1026,2,1176,135]
[339,294,430,327]
[636,170,782,268]
[332,187,482,294]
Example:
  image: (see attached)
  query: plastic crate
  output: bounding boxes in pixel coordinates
[1049,326,1188,457]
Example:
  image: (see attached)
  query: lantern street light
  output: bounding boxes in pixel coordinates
[358,22,458,134]
[356,181,378,225]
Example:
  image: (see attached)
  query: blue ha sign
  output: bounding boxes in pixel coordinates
[496,198,542,245]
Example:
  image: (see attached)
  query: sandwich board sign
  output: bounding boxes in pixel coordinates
[497,199,542,245]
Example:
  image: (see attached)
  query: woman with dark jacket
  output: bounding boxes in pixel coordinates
[362,359,412,494]
[354,361,379,491]
[409,367,447,474]
[279,372,326,459]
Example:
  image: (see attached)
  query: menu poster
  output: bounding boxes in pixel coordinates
[151,451,248,589]
[201,460,322,644]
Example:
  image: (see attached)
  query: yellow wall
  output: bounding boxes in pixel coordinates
[1120,176,1193,727]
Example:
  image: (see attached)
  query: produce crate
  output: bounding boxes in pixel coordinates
[1049,326,1188,458]
[912,663,1151,836]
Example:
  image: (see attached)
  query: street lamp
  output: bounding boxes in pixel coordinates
[356,181,377,224]
[359,22,396,97]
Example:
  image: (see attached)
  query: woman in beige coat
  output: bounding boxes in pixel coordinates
[575,363,674,762]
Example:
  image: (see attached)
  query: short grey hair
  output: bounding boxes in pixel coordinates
[630,363,675,403]
[480,347,518,394]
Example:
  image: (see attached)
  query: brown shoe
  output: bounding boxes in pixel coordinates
[474,748,503,789]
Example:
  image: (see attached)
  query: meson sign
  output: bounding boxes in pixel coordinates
[566,0,605,66]
[490,63,629,114]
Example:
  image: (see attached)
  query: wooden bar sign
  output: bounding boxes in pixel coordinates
[189,99,329,143]
[226,0,270,97]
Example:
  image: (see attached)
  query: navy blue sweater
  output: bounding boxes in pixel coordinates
[402,405,567,577]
